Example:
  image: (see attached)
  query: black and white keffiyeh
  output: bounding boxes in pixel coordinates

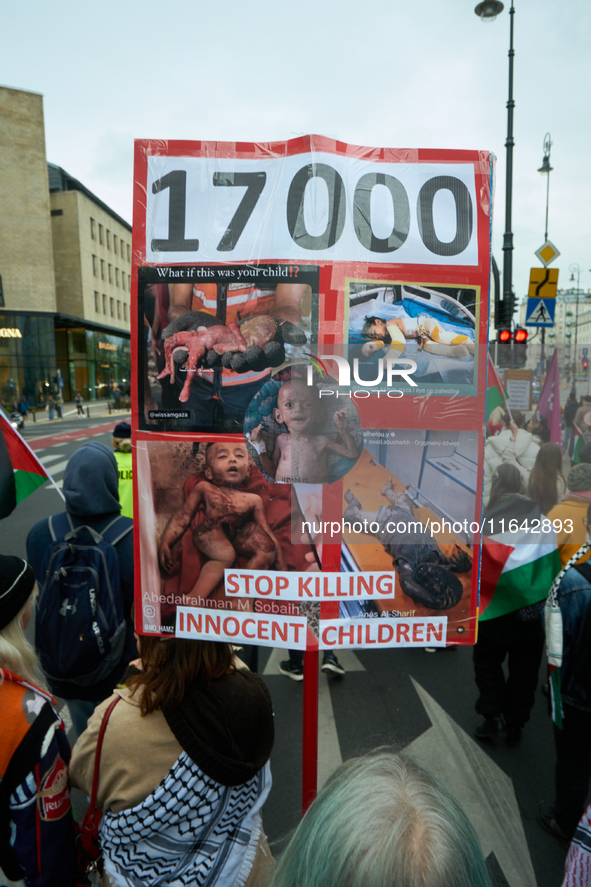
[99,753,271,887]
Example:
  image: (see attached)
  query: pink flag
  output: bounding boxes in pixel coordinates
[537,350,562,444]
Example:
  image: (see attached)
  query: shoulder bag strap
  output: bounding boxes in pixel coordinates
[86,696,121,821]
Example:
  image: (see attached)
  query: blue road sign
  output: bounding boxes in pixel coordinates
[584,348,588,356]
[526,297,556,327]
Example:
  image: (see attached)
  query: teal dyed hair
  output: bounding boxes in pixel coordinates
[269,749,492,887]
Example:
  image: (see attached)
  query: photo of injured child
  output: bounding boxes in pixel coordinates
[341,429,477,640]
[139,266,319,433]
[347,282,477,391]
[244,367,363,485]
[139,439,317,629]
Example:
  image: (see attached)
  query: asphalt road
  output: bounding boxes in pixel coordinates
[0,414,577,887]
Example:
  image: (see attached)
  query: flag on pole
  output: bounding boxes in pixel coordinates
[538,349,562,445]
[573,423,584,464]
[486,353,507,421]
[479,496,560,622]
[0,413,53,518]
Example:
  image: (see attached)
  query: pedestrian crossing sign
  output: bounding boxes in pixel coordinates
[526,297,555,327]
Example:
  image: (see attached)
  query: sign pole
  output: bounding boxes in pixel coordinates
[302,650,319,812]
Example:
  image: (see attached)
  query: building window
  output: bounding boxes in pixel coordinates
[123,303,128,322]
[113,235,118,253]
[102,294,107,313]
[121,272,125,290]
[92,255,98,276]
[106,230,111,250]
[108,264,113,284]
[100,259,105,280]
[115,268,120,287]
[117,301,122,320]
[90,218,96,239]
[94,291,100,312]
[121,240,125,259]
[99,224,104,245]
[51,209,63,217]
[126,243,131,262]
[110,298,115,317]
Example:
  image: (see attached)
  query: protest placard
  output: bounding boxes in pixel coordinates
[131,136,492,648]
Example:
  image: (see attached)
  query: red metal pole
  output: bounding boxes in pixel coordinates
[301,648,319,813]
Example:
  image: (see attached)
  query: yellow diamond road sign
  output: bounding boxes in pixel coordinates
[535,240,560,267]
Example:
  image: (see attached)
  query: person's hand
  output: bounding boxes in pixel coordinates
[250,423,263,443]
[333,409,348,434]
[159,543,173,573]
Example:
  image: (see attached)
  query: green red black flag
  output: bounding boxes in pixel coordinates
[0,413,51,518]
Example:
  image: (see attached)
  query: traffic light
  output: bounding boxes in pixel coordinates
[583,356,589,371]
[497,329,513,367]
[513,328,529,367]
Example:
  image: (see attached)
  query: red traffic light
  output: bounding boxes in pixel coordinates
[498,329,512,343]
[514,328,528,343]
[583,357,589,370]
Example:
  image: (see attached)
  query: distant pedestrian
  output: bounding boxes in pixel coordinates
[47,395,55,421]
[17,394,28,423]
[483,411,540,506]
[564,392,579,458]
[75,391,84,416]
[529,443,566,515]
[113,420,133,518]
[113,386,122,409]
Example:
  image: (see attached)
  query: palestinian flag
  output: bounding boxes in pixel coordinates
[486,353,506,421]
[479,495,561,622]
[0,413,50,518]
[573,423,583,464]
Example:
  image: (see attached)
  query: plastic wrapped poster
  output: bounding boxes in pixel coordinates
[131,136,493,647]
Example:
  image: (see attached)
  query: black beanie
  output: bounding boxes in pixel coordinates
[0,556,36,631]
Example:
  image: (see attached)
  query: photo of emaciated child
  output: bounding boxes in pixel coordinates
[245,367,363,485]
[159,441,286,601]
[139,439,316,627]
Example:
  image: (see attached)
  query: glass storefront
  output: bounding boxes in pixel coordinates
[0,314,56,409]
[0,312,130,408]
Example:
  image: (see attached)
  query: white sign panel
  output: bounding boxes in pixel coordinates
[145,154,479,266]
[176,607,308,649]
[319,617,448,649]
[225,569,397,600]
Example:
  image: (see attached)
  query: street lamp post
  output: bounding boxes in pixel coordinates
[538,133,553,371]
[475,0,516,324]
[571,263,581,386]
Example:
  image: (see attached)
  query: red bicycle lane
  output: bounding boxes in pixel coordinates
[27,419,122,451]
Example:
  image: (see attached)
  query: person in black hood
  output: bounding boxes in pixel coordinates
[26,441,136,737]
[70,636,275,887]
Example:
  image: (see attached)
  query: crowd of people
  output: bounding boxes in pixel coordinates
[2,396,591,887]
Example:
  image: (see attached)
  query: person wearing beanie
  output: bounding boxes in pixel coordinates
[548,462,591,567]
[70,637,274,887]
[0,555,76,887]
[113,420,133,518]
[26,441,136,737]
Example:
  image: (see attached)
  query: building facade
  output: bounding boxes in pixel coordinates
[0,85,131,408]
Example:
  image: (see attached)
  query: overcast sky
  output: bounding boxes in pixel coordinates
[3,0,589,302]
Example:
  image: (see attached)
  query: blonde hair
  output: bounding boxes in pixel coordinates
[0,586,47,690]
